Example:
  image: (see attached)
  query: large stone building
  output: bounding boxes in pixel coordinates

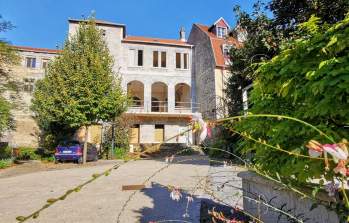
[4,17,242,148]
[4,19,197,148]
[69,19,196,146]
[2,46,59,147]
[188,17,242,119]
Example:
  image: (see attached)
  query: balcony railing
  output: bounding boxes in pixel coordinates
[127,100,199,114]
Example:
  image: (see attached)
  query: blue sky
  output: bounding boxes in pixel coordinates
[1,0,259,49]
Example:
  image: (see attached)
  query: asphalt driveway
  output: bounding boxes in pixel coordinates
[0,156,210,223]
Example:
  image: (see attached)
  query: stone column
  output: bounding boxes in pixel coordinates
[144,82,151,112]
[168,83,175,113]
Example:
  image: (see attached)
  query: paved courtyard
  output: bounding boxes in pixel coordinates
[0,156,216,223]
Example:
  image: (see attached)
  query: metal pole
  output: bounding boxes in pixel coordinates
[111,122,115,159]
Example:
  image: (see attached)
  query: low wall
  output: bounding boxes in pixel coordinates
[238,171,339,223]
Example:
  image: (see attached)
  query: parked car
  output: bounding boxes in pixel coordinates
[54,140,98,163]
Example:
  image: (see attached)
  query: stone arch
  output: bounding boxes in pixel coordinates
[175,83,191,109]
[127,80,144,107]
[151,82,168,112]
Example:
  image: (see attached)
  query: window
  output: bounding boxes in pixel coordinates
[217,27,227,38]
[153,51,159,67]
[42,59,49,69]
[176,53,189,69]
[161,52,166,68]
[23,78,35,93]
[176,53,181,69]
[154,124,164,142]
[137,50,143,66]
[26,57,36,68]
[101,29,106,36]
[183,53,188,69]
[129,49,143,67]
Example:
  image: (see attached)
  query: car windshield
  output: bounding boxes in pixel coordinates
[59,141,80,147]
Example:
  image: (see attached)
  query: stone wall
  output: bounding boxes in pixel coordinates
[188,25,217,119]
[238,171,339,223]
[2,50,56,147]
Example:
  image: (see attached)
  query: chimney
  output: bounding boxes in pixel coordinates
[179,27,186,42]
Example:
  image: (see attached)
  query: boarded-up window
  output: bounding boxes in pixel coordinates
[161,52,166,67]
[130,124,140,144]
[176,53,181,69]
[153,51,159,67]
[129,49,136,66]
[154,124,164,142]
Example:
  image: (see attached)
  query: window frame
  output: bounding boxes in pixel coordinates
[26,57,36,68]
[160,51,166,68]
[153,51,159,67]
[176,52,181,69]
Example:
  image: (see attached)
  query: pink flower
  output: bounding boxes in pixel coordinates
[323,144,348,161]
[170,188,182,201]
[305,140,323,157]
[334,160,348,176]
[191,113,209,143]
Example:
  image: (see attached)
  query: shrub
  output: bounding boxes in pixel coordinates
[16,148,40,160]
[114,147,127,160]
[233,15,349,183]
[0,146,12,159]
[0,158,13,169]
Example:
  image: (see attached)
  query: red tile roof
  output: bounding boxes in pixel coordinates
[122,36,192,47]
[13,46,61,54]
[195,24,242,68]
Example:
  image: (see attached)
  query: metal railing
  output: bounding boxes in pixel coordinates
[127,99,200,114]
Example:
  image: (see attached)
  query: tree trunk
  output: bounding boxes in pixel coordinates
[83,125,89,164]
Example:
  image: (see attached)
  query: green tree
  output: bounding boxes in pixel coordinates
[226,0,349,116]
[0,15,19,137]
[32,18,128,163]
[268,0,349,38]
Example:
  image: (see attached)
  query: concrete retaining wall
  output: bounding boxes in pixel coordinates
[238,171,339,223]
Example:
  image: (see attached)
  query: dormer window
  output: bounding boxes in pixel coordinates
[217,27,227,38]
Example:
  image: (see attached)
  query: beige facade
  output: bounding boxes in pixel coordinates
[2,48,57,147]
[188,18,242,120]
[3,19,199,148]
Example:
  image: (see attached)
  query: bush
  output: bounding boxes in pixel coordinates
[16,148,40,160]
[114,147,127,160]
[0,146,12,159]
[233,15,349,183]
[0,158,13,169]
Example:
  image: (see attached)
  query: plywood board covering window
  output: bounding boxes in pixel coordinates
[155,124,164,142]
[130,124,140,144]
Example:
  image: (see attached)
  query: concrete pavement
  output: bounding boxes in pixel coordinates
[0,156,210,223]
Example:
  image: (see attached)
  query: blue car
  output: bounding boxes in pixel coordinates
[54,140,98,164]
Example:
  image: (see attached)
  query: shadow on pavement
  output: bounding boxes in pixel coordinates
[136,182,199,223]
